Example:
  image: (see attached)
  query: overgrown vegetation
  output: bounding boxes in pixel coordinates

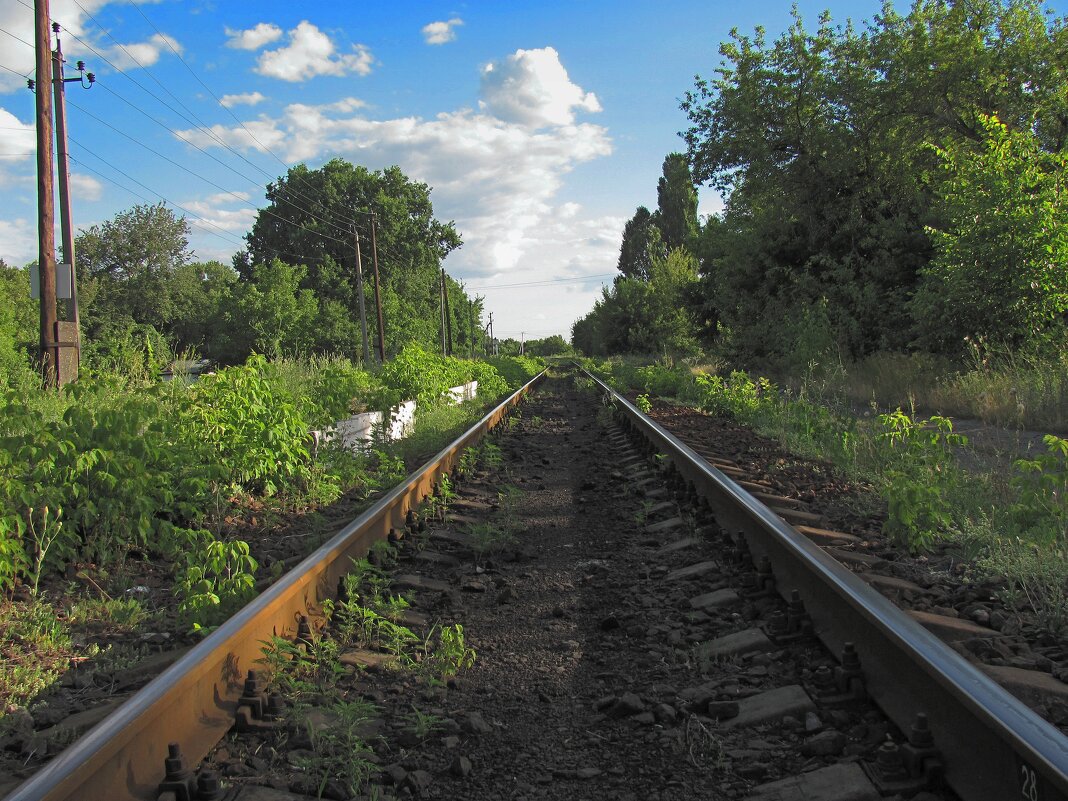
[593,359,1068,635]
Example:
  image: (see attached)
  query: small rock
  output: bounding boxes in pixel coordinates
[442,735,460,749]
[450,755,473,777]
[653,703,677,724]
[463,711,493,734]
[576,767,602,779]
[402,769,433,795]
[801,730,846,757]
[497,586,516,605]
[804,712,822,732]
[706,701,740,720]
[383,764,408,786]
[599,615,621,631]
[609,692,645,718]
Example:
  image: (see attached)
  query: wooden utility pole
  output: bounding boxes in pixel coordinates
[352,224,369,363]
[52,25,77,333]
[34,0,57,388]
[468,302,475,359]
[442,268,453,357]
[488,312,495,356]
[438,270,446,355]
[369,213,386,363]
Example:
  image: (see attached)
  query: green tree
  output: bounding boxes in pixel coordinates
[913,115,1068,349]
[76,204,192,336]
[655,153,699,251]
[239,159,468,356]
[0,260,37,389]
[616,206,663,280]
[231,259,319,357]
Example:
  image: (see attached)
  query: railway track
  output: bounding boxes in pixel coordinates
[5,368,1068,801]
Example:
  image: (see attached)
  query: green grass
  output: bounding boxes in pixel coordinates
[0,600,74,711]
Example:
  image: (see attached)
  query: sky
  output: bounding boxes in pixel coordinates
[0,0,979,341]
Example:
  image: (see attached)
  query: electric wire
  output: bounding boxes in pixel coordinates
[17,0,365,249]
[5,10,458,301]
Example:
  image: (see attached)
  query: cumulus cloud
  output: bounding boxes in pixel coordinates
[255,21,374,82]
[220,91,267,108]
[225,22,283,50]
[107,32,182,70]
[183,192,257,233]
[422,18,463,45]
[173,45,610,304]
[480,47,601,128]
[70,172,102,201]
[0,0,120,92]
[0,217,36,266]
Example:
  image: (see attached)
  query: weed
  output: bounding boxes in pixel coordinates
[636,393,652,413]
[877,411,967,552]
[404,705,442,740]
[291,698,378,798]
[175,534,258,633]
[421,623,476,682]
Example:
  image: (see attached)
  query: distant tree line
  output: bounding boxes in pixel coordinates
[572,0,1068,369]
[0,160,489,386]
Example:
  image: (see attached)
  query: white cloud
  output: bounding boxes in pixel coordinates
[0,0,114,93]
[106,32,182,70]
[183,193,257,233]
[480,47,601,128]
[225,22,283,50]
[173,46,612,331]
[0,108,35,191]
[255,21,374,82]
[70,172,102,201]
[220,91,267,108]
[422,18,463,45]
[0,217,36,266]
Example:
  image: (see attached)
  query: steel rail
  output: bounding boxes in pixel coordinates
[6,370,545,801]
[588,371,1068,801]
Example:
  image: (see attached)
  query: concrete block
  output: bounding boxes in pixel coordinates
[665,561,719,582]
[747,762,880,800]
[689,588,740,610]
[699,627,772,660]
[393,574,452,593]
[724,684,816,729]
[646,516,685,534]
[656,537,701,556]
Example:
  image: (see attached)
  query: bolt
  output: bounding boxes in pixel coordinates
[811,665,836,692]
[264,693,286,721]
[874,738,910,780]
[163,743,192,783]
[909,713,934,748]
[195,769,225,801]
[296,615,313,648]
[841,642,861,670]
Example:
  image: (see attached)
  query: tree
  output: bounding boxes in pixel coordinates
[679,1,1068,362]
[76,204,193,335]
[655,153,699,251]
[0,260,37,389]
[913,115,1068,349]
[231,259,319,357]
[239,159,467,356]
[616,206,663,280]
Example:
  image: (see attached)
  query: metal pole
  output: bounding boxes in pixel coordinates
[34,0,57,388]
[369,212,386,363]
[352,224,369,363]
[52,30,78,339]
[442,268,453,357]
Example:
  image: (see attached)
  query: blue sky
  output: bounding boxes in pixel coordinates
[0,0,1033,340]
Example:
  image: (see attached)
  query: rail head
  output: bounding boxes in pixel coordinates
[587,369,1068,801]
[7,369,545,801]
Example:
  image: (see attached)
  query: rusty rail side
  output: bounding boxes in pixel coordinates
[7,370,544,801]
[588,371,1068,801]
